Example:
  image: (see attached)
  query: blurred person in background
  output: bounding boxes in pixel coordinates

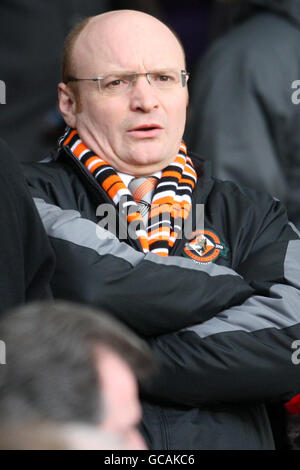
[0,0,110,162]
[188,0,300,229]
[0,138,54,316]
[0,301,154,450]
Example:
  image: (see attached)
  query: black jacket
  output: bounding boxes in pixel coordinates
[23,144,300,449]
[0,139,54,316]
[188,0,300,229]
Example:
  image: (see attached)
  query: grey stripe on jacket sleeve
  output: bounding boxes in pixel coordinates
[289,221,300,238]
[285,240,300,289]
[186,239,300,338]
[34,198,144,267]
[34,198,242,278]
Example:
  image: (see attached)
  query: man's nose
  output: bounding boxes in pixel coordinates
[129,76,159,113]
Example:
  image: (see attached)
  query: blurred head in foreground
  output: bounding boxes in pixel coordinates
[0,424,127,450]
[0,301,155,449]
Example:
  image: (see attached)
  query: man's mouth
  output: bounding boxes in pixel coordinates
[127,124,163,138]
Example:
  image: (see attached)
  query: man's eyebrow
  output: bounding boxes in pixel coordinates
[103,68,178,75]
[104,70,136,75]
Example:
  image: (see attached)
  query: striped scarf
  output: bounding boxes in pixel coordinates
[61,127,197,257]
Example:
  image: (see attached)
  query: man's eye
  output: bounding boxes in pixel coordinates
[105,78,128,89]
[153,73,177,84]
[157,75,171,81]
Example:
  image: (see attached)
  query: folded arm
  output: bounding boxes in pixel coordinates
[142,203,300,405]
[33,196,253,336]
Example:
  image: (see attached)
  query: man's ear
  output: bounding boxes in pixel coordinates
[58,82,78,128]
[185,79,189,107]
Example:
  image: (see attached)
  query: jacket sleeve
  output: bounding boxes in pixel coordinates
[31,196,253,337]
[0,140,54,316]
[142,200,300,406]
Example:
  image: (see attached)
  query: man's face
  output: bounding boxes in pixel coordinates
[96,348,147,450]
[59,12,188,176]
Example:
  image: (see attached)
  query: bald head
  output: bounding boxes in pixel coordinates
[63,10,186,83]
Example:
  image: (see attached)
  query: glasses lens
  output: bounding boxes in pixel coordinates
[150,71,181,89]
[100,74,132,94]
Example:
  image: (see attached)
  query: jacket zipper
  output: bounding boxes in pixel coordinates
[160,408,169,450]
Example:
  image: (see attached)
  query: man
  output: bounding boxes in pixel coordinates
[0,138,54,315]
[188,0,300,229]
[0,301,153,450]
[23,10,300,449]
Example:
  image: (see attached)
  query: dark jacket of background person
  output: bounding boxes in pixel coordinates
[0,139,54,315]
[23,142,300,450]
[187,0,300,229]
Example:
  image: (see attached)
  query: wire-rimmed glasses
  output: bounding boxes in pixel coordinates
[67,70,190,95]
